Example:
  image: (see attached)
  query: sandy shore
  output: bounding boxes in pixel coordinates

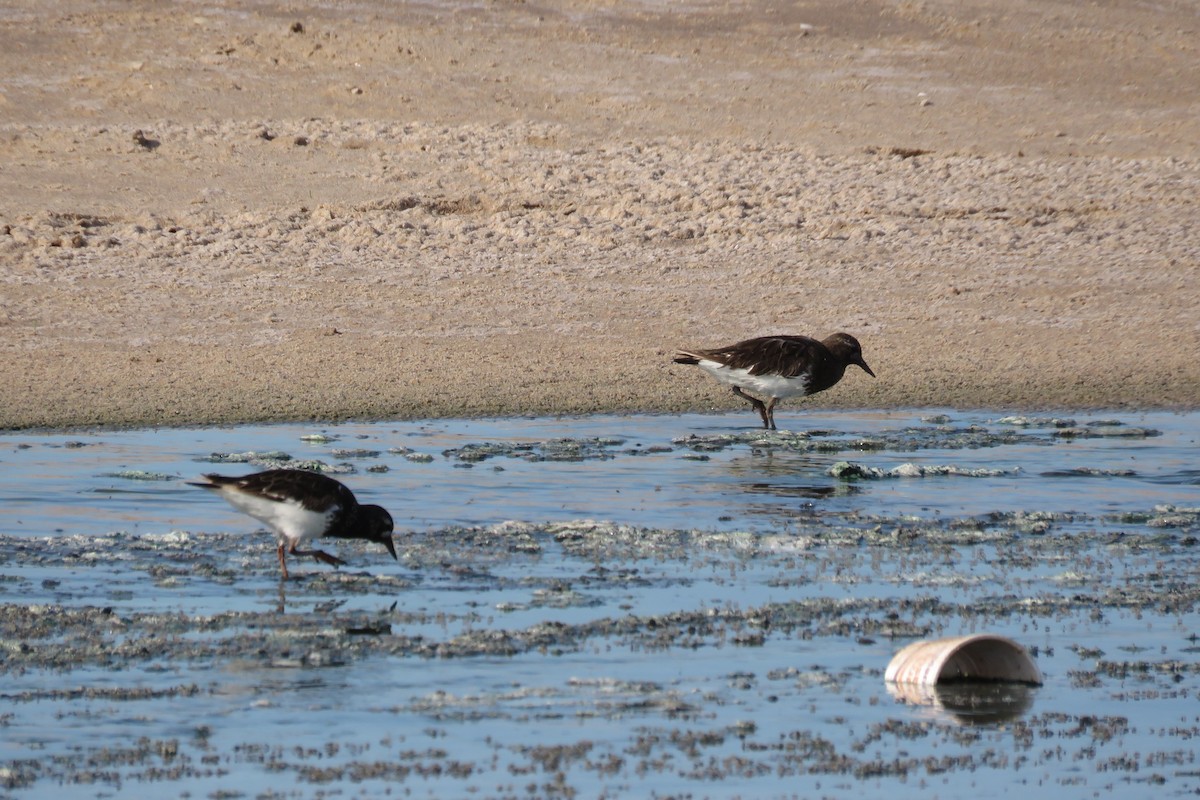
[1,0,1198,430]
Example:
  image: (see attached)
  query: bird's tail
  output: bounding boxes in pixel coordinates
[186,473,233,490]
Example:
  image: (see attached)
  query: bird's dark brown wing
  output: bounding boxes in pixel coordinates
[696,336,827,378]
[203,469,356,513]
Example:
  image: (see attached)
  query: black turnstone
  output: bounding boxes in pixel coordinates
[673,332,875,430]
[189,469,397,579]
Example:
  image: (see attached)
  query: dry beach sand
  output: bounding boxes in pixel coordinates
[1,0,1198,430]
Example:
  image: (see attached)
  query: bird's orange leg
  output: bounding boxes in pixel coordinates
[277,543,290,581]
[732,386,771,429]
[289,543,346,568]
[765,397,779,430]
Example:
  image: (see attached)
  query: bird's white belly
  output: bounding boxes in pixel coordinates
[221,490,336,546]
[698,360,810,399]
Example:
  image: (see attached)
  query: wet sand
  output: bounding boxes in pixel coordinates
[1,0,1198,430]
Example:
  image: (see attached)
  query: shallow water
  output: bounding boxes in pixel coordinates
[1,409,1198,798]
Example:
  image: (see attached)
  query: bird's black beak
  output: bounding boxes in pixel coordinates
[858,359,876,378]
[383,535,398,561]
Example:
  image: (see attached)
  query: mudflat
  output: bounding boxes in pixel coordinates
[1,0,1197,429]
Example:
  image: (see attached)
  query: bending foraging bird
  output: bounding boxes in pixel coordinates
[189,469,396,580]
[674,332,875,430]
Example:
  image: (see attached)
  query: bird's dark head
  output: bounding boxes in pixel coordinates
[824,332,875,378]
[360,505,398,560]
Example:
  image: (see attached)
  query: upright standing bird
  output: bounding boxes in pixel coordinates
[673,332,875,430]
[189,469,397,579]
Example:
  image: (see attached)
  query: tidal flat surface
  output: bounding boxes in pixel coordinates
[1,410,1198,799]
